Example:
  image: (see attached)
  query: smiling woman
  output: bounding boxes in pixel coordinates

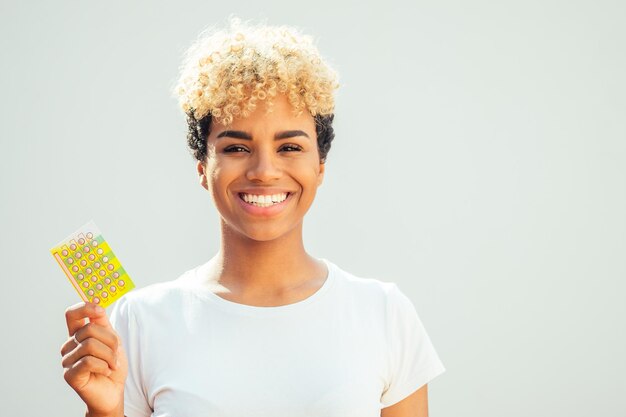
[60,15,445,417]
[174,17,338,165]
[197,92,325,242]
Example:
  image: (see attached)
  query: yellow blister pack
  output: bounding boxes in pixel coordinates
[50,220,135,308]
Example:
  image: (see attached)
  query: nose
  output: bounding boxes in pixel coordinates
[245,146,282,182]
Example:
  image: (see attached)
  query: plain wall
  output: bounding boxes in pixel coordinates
[1,0,624,416]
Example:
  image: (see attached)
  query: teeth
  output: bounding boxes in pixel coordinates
[240,192,288,206]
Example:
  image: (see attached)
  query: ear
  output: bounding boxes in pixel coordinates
[317,161,325,187]
[196,160,209,191]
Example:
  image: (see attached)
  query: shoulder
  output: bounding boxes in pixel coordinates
[325,258,402,307]
[111,262,203,315]
[326,260,421,328]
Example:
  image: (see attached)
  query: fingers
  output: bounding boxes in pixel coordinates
[62,301,121,377]
[64,301,107,337]
[60,334,79,357]
[63,355,113,384]
[77,321,120,354]
[60,321,120,358]
[61,334,119,372]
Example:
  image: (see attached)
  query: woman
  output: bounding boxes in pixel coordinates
[61,18,446,417]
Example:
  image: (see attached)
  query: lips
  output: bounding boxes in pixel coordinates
[238,192,290,205]
[235,190,295,216]
[235,188,295,195]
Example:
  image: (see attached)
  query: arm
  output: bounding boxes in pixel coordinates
[84,412,126,417]
[381,383,428,417]
[84,400,125,417]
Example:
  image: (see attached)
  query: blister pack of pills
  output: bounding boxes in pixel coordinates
[50,220,135,308]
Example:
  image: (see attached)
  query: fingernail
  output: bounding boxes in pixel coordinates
[95,306,105,314]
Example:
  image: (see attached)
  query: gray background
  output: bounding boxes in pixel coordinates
[1,1,624,416]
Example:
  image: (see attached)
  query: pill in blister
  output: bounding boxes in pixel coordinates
[51,220,135,308]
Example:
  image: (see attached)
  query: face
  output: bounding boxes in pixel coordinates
[196,93,325,242]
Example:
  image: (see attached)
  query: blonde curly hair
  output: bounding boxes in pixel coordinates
[171,17,340,163]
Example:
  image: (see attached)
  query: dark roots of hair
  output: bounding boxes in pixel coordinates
[185,111,335,164]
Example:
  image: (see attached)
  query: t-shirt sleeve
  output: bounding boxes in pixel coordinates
[380,283,446,408]
[109,294,153,417]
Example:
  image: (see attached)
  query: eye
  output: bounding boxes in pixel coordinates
[223,145,248,153]
[280,144,303,152]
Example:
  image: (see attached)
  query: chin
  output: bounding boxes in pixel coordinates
[232,222,300,243]
[247,234,283,243]
[227,224,287,242]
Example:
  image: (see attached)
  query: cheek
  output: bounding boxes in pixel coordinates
[298,166,323,194]
[205,163,228,194]
[206,162,244,205]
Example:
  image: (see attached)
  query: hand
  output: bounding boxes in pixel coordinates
[61,301,128,416]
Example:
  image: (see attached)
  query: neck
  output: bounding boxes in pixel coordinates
[208,219,323,296]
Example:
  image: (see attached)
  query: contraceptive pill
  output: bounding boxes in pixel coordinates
[50,220,135,308]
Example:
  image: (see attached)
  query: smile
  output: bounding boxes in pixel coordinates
[239,192,290,207]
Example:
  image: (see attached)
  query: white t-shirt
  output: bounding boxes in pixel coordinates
[109,257,446,417]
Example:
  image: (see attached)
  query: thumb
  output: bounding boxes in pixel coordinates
[85,302,113,329]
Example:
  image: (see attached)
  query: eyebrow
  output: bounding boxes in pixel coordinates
[215,130,310,140]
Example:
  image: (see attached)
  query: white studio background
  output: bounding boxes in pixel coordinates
[1,1,624,416]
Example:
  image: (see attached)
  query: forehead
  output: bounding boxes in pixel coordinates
[211,95,315,136]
